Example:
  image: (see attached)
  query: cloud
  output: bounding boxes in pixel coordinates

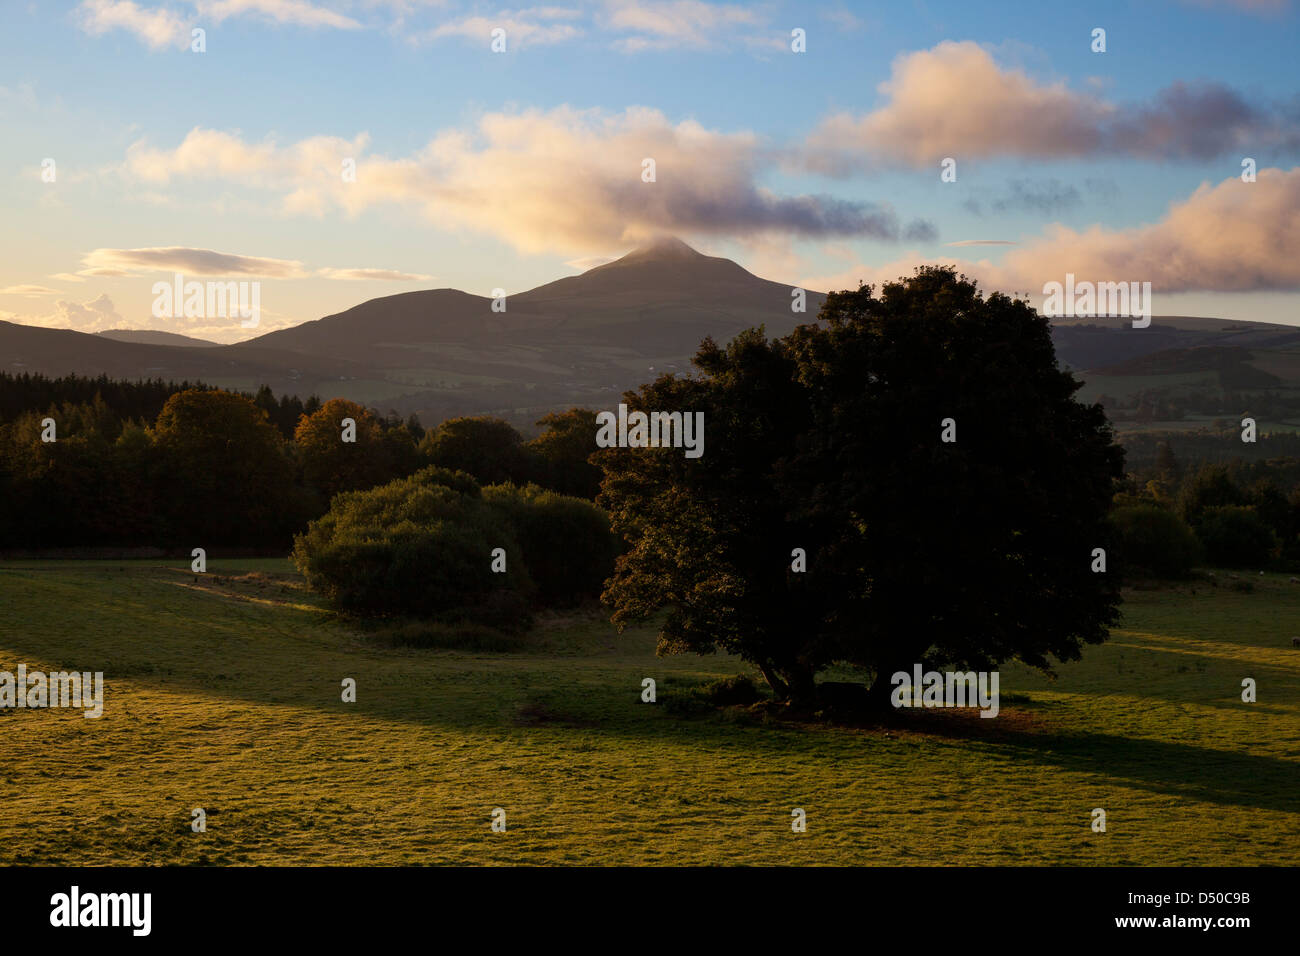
[194,0,361,29]
[805,168,1300,298]
[418,7,582,47]
[805,41,1300,170]
[964,178,1082,217]
[946,240,1016,246]
[48,273,88,283]
[120,109,936,251]
[598,0,764,50]
[125,128,371,192]
[565,254,618,269]
[8,293,126,332]
[75,0,190,49]
[0,285,62,296]
[76,0,360,50]
[991,166,1300,294]
[81,247,310,277]
[4,292,302,341]
[316,267,433,280]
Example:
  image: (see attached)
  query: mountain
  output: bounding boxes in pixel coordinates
[233,237,823,424]
[0,320,370,397]
[96,330,218,348]
[245,236,817,359]
[4,239,1300,431]
[1050,315,1300,372]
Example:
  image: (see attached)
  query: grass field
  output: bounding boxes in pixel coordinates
[0,559,1296,866]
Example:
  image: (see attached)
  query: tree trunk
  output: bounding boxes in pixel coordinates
[754,660,789,701]
[865,662,903,712]
[786,662,817,707]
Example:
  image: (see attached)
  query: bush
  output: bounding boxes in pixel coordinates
[482,483,618,606]
[1108,504,1203,578]
[1196,505,1278,569]
[291,470,534,629]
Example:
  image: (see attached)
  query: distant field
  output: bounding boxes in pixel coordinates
[0,560,1296,865]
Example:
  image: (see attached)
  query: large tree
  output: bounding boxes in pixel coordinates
[153,388,297,547]
[294,398,393,502]
[597,267,1125,706]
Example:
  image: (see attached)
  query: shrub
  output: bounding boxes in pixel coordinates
[1196,505,1278,569]
[291,470,533,629]
[482,483,618,606]
[1107,504,1202,578]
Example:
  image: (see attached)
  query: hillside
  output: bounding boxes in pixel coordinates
[96,330,219,348]
[5,242,1300,430]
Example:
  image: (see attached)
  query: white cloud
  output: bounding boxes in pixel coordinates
[0,285,62,295]
[316,267,433,280]
[195,0,361,28]
[9,293,126,332]
[119,110,934,252]
[801,167,1300,297]
[599,0,764,50]
[75,0,191,50]
[418,7,582,47]
[805,40,1299,170]
[81,247,311,277]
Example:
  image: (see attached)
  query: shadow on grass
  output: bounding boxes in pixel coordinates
[2,562,1297,817]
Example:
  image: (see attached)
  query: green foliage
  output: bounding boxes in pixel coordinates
[1196,505,1278,568]
[420,416,537,486]
[482,482,617,606]
[1108,504,1202,578]
[526,408,603,498]
[153,389,299,547]
[1177,463,1248,527]
[291,470,534,628]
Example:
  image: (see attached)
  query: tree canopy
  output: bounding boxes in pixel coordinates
[597,267,1126,705]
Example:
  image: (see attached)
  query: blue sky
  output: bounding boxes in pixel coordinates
[2,0,1298,341]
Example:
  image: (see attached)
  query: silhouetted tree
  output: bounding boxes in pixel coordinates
[598,267,1125,706]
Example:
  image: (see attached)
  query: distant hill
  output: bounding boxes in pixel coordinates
[96,329,218,348]
[235,237,825,424]
[5,240,1300,430]
[1050,315,1300,372]
[0,320,367,398]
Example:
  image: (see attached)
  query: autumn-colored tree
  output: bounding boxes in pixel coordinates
[295,398,394,502]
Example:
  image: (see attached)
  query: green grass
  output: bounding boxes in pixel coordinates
[0,559,1296,865]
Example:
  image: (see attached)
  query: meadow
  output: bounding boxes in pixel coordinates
[0,558,1296,866]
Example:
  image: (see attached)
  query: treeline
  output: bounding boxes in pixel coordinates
[0,372,326,440]
[1110,445,1300,575]
[1119,426,1300,470]
[0,378,603,551]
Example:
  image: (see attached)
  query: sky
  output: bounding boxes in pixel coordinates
[1,0,1298,343]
